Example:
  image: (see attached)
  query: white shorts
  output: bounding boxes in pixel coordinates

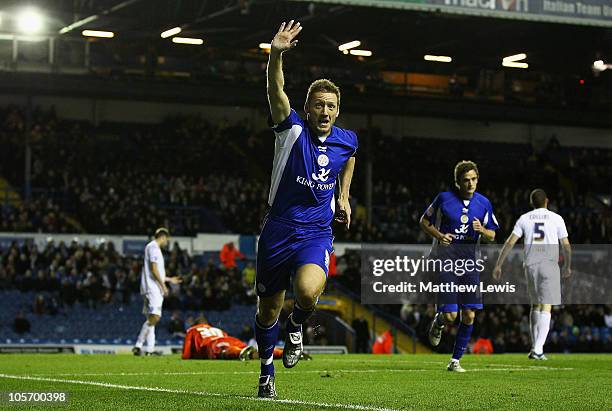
[525,261,561,305]
[142,292,163,317]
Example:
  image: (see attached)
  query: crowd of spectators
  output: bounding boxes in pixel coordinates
[0,105,274,235]
[333,249,612,353]
[401,304,612,354]
[2,104,612,350]
[0,198,76,234]
[339,134,612,244]
[1,105,611,243]
[0,239,255,317]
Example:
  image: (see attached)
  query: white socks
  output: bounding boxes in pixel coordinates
[534,311,551,355]
[135,321,156,352]
[530,310,539,351]
[145,324,156,353]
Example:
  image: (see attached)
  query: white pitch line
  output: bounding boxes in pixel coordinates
[423,361,564,369]
[27,369,429,377]
[317,359,423,363]
[469,367,574,371]
[26,367,572,377]
[306,358,575,370]
[0,373,400,411]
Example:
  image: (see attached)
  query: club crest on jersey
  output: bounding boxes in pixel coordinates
[455,224,469,234]
[462,208,469,213]
[460,215,469,224]
[312,167,331,182]
[317,154,329,167]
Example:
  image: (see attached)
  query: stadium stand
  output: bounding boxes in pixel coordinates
[1,236,610,353]
[2,106,611,243]
[0,289,254,345]
[2,104,611,356]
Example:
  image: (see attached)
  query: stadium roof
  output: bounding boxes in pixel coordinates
[1,0,610,75]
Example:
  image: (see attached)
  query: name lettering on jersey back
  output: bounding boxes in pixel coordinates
[529,215,549,220]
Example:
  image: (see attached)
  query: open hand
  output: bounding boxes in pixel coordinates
[167,276,182,285]
[271,20,302,54]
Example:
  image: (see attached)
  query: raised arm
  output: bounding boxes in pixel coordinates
[267,20,302,124]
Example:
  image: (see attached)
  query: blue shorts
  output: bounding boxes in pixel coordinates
[255,217,333,297]
[436,269,483,313]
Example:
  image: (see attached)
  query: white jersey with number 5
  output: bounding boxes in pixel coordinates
[512,208,569,266]
[140,240,166,295]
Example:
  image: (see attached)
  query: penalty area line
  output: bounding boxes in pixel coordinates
[0,373,400,411]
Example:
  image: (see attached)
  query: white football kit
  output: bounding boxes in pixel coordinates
[140,240,166,316]
[512,208,569,305]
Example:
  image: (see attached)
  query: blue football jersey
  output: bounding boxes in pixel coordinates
[423,191,499,258]
[267,109,358,229]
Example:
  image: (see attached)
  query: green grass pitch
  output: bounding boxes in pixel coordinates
[0,353,610,410]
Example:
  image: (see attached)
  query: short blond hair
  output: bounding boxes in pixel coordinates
[306,79,341,107]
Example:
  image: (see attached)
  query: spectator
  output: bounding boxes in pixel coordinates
[13,311,31,334]
[328,252,337,277]
[473,337,494,354]
[33,294,46,315]
[605,306,612,328]
[184,315,195,331]
[168,311,186,339]
[352,315,370,353]
[241,262,256,287]
[219,242,245,270]
[372,330,393,354]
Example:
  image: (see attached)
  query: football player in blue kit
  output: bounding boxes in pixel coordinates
[420,161,498,372]
[255,20,357,398]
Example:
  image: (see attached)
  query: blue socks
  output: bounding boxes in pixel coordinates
[255,304,314,377]
[255,316,279,377]
[287,303,314,334]
[452,322,473,361]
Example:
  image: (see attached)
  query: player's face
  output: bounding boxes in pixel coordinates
[305,92,339,137]
[160,236,170,248]
[458,170,478,197]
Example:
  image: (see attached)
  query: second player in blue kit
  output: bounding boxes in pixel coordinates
[255,20,357,398]
[420,160,498,372]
